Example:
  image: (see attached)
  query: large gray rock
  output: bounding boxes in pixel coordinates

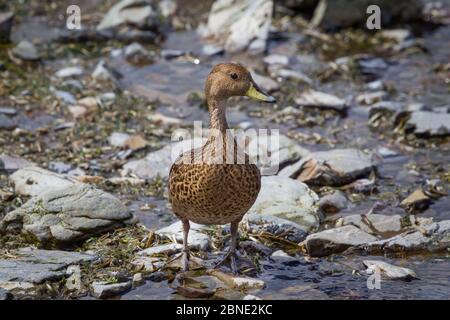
[247,176,319,232]
[0,248,96,293]
[362,220,450,254]
[0,183,133,246]
[405,111,450,137]
[203,0,273,53]
[280,148,375,187]
[301,225,378,257]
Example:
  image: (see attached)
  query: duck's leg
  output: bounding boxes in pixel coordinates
[182,219,190,272]
[214,220,239,274]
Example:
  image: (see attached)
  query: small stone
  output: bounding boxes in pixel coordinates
[275,68,312,85]
[65,265,82,290]
[156,221,210,251]
[251,72,280,92]
[210,270,265,290]
[55,66,83,78]
[318,191,348,214]
[55,90,76,105]
[405,111,450,137]
[0,107,17,115]
[201,44,224,56]
[48,161,72,174]
[132,273,145,287]
[161,49,185,59]
[243,294,262,300]
[91,281,132,299]
[109,132,131,147]
[0,114,16,130]
[12,40,40,60]
[271,250,290,258]
[0,154,34,173]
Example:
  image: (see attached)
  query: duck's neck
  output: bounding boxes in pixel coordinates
[208,99,228,133]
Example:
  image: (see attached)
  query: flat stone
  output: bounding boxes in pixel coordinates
[137,243,183,256]
[0,260,66,284]
[295,89,347,113]
[247,176,319,232]
[280,148,375,187]
[91,281,132,299]
[14,247,97,265]
[156,221,210,251]
[302,225,378,257]
[0,154,34,173]
[0,107,17,115]
[0,114,16,130]
[204,0,273,53]
[363,260,416,280]
[405,111,450,137]
[55,90,76,105]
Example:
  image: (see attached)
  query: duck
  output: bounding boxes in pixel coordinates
[168,62,276,274]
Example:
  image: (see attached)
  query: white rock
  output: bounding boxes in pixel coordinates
[243,294,262,300]
[263,54,289,66]
[295,89,347,112]
[55,67,83,78]
[363,260,416,280]
[97,0,156,30]
[275,68,313,85]
[156,221,210,251]
[109,132,131,148]
[91,281,132,299]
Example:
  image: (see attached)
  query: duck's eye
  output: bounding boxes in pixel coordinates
[230,73,238,80]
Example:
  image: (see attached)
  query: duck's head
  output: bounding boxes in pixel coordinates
[205,62,276,104]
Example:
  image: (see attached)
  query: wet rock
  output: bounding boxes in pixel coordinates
[0,114,16,130]
[12,40,40,60]
[137,243,183,256]
[271,250,292,259]
[376,146,398,158]
[295,89,347,113]
[280,148,375,187]
[246,213,309,243]
[0,154,34,173]
[0,11,14,43]
[156,221,210,251]
[209,270,265,290]
[363,260,416,280]
[362,220,450,254]
[55,66,83,78]
[318,191,348,214]
[400,188,432,213]
[124,42,153,64]
[404,111,450,137]
[0,175,132,245]
[248,176,319,232]
[203,0,273,53]
[13,247,97,265]
[301,225,378,257]
[97,0,158,31]
[171,273,220,298]
[239,241,272,256]
[91,281,132,299]
[131,256,162,272]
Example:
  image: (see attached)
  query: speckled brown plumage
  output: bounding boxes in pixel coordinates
[167,62,275,273]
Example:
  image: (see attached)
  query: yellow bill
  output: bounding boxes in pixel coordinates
[246,82,276,103]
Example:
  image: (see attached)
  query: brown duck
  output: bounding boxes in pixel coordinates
[168,62,275,273]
